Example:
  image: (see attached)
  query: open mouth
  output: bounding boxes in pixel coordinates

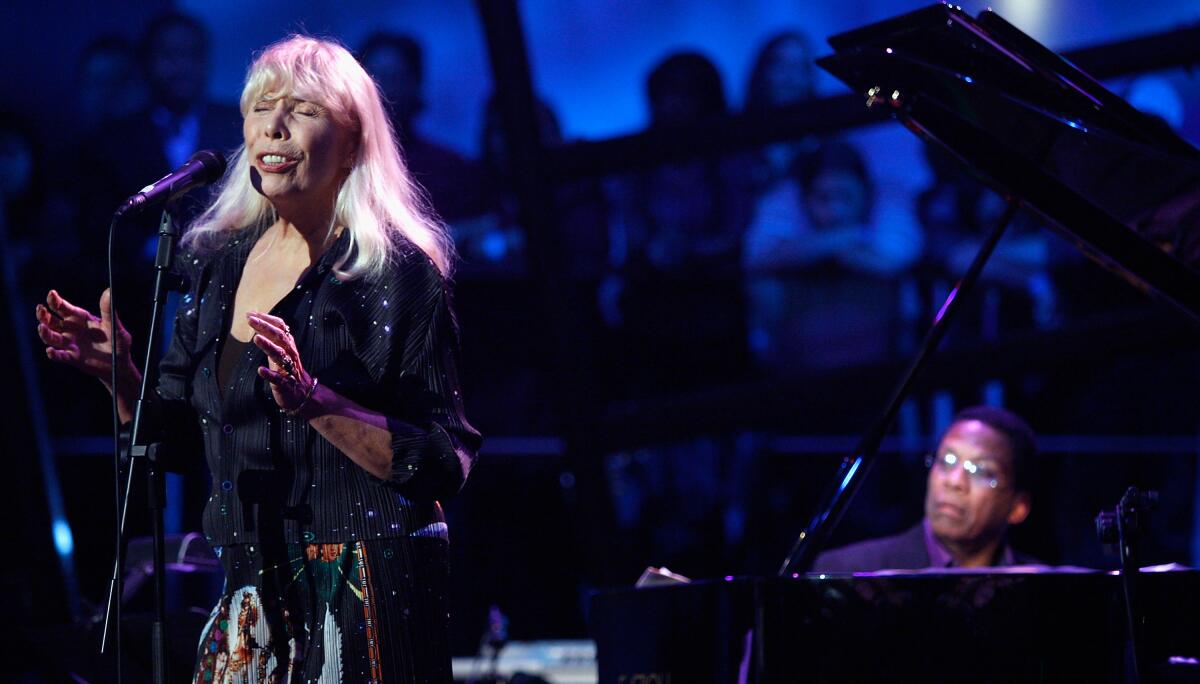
[257,152,301,173]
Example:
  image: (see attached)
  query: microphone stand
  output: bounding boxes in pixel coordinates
[99,207,179,683]
[1096,487,1158,684]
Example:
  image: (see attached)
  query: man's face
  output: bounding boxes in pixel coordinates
[147,23,208,108]
[80,50,142,125]
[924,419,1029,551]
[362,46,421,126]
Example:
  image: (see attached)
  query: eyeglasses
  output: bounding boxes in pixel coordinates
[925,451,1004,489]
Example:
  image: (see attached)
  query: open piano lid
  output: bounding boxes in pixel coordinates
[818,3,1200,321]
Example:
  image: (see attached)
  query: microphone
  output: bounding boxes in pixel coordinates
[115,149,227,217]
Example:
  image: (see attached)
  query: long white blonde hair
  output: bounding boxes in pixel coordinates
[183,35,454,279]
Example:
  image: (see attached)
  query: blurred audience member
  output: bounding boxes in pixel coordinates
[0,112,93,442]
[40,37,147,254]
[644,51,727,127]
[600,52,759,582]
[745,31,816,111]
[451,94,609,433]
[359,32,489,222]
[605,434,762,581]
[0,113,37,229]
[130,11,241,170]
[916,144,1057,338]
[602,51,754,394]
[1125,74,1186,131]
[459,93,608,278]
[743,140,923,372]
[743,30,819,193]
[77,36,146,134]
[1123,76,1200,267]
[75,12,242,340]
[0,113,41,286]
[0,112,75,279]
[455,94,555,274]
[63,11,241,465]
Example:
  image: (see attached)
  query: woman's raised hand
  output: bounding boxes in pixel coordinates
[248,311,318,416]
[36,288,141,390]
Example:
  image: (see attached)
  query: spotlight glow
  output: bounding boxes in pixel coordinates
[53,519,74,556]
[997,0,1051,39]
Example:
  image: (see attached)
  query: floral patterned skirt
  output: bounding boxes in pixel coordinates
[193,537,451,683]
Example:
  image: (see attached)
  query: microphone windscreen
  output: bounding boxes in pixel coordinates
[189,149,228,182]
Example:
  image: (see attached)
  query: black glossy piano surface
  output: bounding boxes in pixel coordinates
[817,3,1200,322]
[591,571,1200,683]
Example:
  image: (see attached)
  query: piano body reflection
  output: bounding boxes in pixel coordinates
[592,4,1200,682]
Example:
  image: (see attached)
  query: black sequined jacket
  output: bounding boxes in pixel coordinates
[146,225,481,547]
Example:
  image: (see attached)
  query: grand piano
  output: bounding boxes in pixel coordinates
[590,5,1200,682]
[592,570,1198,682]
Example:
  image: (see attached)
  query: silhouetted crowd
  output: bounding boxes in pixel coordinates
[0,16,1085,387]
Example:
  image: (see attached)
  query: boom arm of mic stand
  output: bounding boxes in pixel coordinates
[778,200,1019,576]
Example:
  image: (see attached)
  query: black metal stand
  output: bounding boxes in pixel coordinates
[1096,486,1158,684]
[99,208,180,683]
[146,444,169,683]
[779,200,1019,576]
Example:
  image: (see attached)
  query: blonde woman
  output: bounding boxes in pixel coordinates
[37,35,480,681]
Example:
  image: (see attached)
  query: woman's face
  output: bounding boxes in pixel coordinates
[243,95,357,211]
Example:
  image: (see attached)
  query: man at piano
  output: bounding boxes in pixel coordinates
[814,406,1041,571]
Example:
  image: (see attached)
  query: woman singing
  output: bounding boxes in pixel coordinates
[36,35,480,681]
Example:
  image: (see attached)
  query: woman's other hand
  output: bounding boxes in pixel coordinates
[37,288,141,421]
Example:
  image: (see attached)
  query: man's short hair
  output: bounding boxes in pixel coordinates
[950,405,1037,493]
[645,51,727,121]
[138,11,210,62]
[358,32,424,85]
